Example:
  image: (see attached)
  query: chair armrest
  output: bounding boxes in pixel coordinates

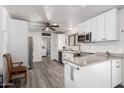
[13,62,23,67]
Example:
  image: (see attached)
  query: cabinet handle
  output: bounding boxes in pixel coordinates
[116,61,119,63]
[65,62,80,70]
[116,66,120,68]
[77,68,80,70]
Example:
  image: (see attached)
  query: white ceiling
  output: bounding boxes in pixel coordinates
[4,5,124,32]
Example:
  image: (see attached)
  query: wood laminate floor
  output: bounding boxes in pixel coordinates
[5,57,124,88]
[11,57,64,88]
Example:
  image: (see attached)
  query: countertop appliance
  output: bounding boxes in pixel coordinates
[78,32,91,43]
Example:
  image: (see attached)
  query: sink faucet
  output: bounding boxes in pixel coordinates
[106,51,110,57]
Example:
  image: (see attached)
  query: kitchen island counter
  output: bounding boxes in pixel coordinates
[63,52,124,67]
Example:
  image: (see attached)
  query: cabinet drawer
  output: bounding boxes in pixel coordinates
[62,53,74,62]
[112,59,122,67]
[112,59,122,87]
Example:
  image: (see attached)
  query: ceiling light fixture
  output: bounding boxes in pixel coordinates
[68,28,72,30]
[52,23,58,26]
[46,28,49,31]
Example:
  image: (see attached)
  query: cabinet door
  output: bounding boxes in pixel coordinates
[64,62,80,88]
[65,61,111,88]
[68,35,75,46]
[112,59,122,87]
[74,34,79,46]
[96,13,105,41]
[79,22,85,33]
[85,20,91,33]
[77,61,111,88]
[104,8,118,41]
[91,17,96,42]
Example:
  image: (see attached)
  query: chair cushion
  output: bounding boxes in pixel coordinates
[11,66,27,74]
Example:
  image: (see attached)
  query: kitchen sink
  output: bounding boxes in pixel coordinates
[74,52,94,57]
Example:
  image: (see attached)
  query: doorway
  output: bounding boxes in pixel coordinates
[41,33,51,60]
[28,32,43,70]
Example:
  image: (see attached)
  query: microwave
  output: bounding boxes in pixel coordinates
[78,32,91,43]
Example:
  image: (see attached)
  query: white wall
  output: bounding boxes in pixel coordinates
[0,6,10,82]
[29,32,42,62]
[8,19,29,66]
[0,6,3,74]
[51,33,66,61]
[51,33,58,60]
[66,8,124,54]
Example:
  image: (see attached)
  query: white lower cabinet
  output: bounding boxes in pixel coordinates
[64,61,80,88]
[65,61,111,88]
[64,59,123,88]
[112,59,122,87]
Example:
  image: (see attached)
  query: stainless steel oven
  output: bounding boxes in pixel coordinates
[78,32,91,43]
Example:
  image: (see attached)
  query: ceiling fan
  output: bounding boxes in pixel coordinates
[39,22,59,31]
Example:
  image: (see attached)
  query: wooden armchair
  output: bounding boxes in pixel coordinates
[3,53,27,84]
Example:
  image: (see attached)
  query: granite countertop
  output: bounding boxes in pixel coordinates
[65,52,124,67]
[62,51,79,54]
[60,50,80,54]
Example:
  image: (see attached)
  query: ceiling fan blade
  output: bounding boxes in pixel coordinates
[42,27,46,30]
[44,22,50,27]
[49,27,56,31]
[42,22,48,27]
[35,25,45,28]
[49,25,59,27]
[42,22,59,31]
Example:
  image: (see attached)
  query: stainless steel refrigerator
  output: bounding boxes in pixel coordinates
[28,37,33,70]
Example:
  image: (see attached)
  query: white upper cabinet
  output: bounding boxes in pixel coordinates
[85,20,91,33]
[79,20,91,33]
[96,13,105,41]
[79,22,85,33]
[96,8,119,41]
[90,17,96,42]
[104,8,119,41]
[78,8,119,42]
